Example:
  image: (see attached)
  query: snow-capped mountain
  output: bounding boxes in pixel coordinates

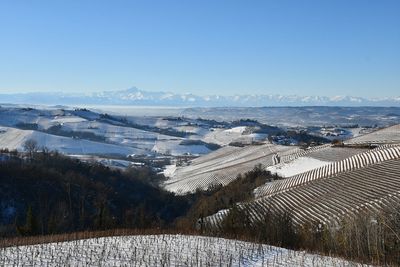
[0,87,399,107]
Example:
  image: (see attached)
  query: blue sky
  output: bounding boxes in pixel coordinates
[0,0,399,97]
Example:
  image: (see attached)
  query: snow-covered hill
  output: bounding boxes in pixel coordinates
[0,235,368,266]
[163,143,295,194]
[344,124,400,145]
[203,143,400,229]
[0,126,143,156]
[163,142,371,195]
[0,106,225,157]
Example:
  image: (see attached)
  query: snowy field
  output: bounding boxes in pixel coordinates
[0,235,369,267]
[0,106,264,158]
[202,126,263,146]
[344,124,400,145]
[0,106,218,157]
[0,126,143,156]
[267,157,332,177]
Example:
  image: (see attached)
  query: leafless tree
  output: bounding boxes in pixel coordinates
[23,139,38,158]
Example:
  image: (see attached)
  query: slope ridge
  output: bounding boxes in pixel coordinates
[204,156,400,228]
[163,143,296,194]
[254,146,400,198]
[344,124,400,145]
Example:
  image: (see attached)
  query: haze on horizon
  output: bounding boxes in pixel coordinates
[0,0,399,98]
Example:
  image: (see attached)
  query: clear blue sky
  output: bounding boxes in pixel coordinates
[0,0,399,97]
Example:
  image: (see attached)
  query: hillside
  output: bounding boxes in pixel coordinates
[0,126,144,156]
[0,106,279,159]
[202,144,400,229]
[163,143,295,194]
[344,124,400,145]
[193,124,400,234]
[164,143,370,194]
[0,234,368,266]
[0,153,189,236]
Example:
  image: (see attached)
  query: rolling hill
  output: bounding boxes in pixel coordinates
[163,143,370,194]
[201,133,400,229]
[0,235,368,266]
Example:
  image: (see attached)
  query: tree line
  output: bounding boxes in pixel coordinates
[0,149,190,237]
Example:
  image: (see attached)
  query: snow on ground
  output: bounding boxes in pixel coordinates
[163,164,177,177]
[0,107,86,130]
[0,127,31,150]
[163,144,296,194]
[306,147,367,162]
[348,127,364,138]
[202,126,266,146]
[267,157,332,177]
[0,126,145,156]
[164,143,365,195]
[249,133,268,141]
[62,120,179,151]
[0,235,368,266]
[345,124,400,145]
[45,116,87,126]
[202,128,242,145]
[62,120,174,140]
[0,106,271,157]
[0,108,43,127]
[225,126,247,133]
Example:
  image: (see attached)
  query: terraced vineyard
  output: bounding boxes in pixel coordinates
[250,158,400,226]
[344,124,400,145]
[305,146,367,162]
[255,146,400,198]
[272,144,368,165]
[0,235,369,266]
[268,145,367,177]
[163,143,297,194]
[164,141,372,195]
[204,146,400,228]
[272,144,331,165]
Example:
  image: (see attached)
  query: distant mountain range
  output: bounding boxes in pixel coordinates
[1,87,399,107]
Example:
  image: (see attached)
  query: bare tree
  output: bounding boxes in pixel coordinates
[23,139,38,158]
